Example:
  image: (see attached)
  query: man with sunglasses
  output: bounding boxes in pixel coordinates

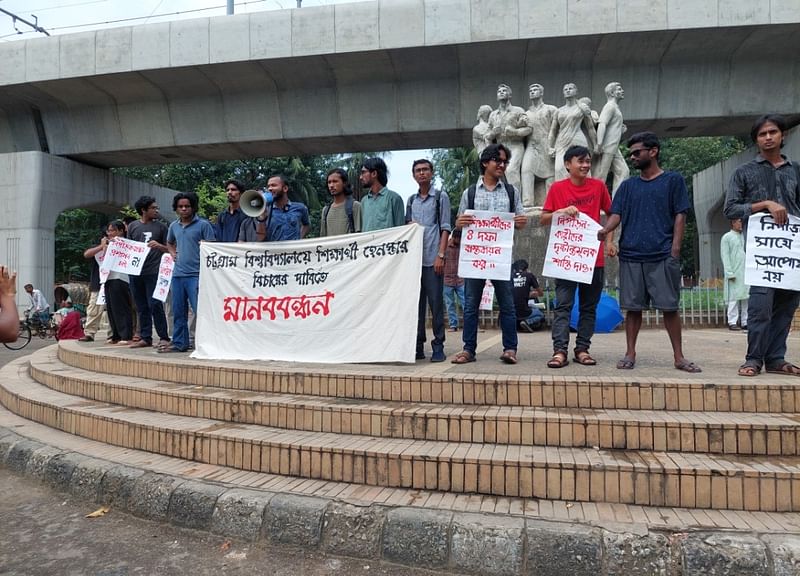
[451,143,527,365]
[597,132,701,373]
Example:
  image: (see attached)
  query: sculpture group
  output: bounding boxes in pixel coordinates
[474,82,629,207]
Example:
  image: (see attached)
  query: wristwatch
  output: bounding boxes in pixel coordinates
[437,252,445,259]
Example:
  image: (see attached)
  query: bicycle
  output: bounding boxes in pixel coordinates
[3,310,57,351]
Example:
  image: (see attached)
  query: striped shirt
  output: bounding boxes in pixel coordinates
[724,154,800,241]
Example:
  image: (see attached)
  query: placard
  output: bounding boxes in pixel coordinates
[152,254,175,302]
[745,213,800,291]
[542,212,602,284]
[457,210,514,280]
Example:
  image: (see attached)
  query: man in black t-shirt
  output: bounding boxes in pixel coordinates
[126,196,170,348]
[512,259,544,332]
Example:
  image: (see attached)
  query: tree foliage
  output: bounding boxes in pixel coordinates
[54,208,108,282]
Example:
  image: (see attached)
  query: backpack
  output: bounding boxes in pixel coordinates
[406,190,447,229]
[467,181,517,212]
[322,196,355,233]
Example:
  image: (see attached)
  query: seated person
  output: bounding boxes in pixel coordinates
[53,286,85,340]
[512,259,545,332]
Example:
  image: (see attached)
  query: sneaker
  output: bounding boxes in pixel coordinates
[78,335,94,342]
[519,320,533,333]
[728,325,741,331]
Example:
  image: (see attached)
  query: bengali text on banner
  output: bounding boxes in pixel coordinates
[457,210,515,280]
[745,213,800,291]
[541,212,602,284]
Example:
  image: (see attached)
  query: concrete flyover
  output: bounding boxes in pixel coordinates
[0,0,798,167]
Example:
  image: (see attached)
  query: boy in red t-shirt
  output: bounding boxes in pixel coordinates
[540,145,616,368]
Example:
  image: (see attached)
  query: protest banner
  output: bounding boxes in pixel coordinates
[101,238,151,277]
[457,210,514,280]
[745,213,800,291]
[194,224,423,363]
[541,212,602,284]
[152,254,175,302]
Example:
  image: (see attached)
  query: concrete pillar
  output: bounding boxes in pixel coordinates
[0,151,178,312]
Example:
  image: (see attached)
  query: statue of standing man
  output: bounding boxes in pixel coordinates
[487,84,530,192]
[472,105,493,157]
[520,83,557,207]
[594,81,629,195]
[548,83,597,181]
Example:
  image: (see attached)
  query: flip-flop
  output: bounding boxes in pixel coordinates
[765,362,800,376]
[675,359,702,373]
[616,356,635,370]
[737,363,760,377]
[451,351,475,364]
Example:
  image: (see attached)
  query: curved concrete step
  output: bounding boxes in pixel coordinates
[3,358,799,512]
[30,348,800,456]
[57,341,800,413]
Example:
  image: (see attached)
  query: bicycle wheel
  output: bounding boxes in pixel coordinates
[4,323,32,350]
[36,323,48,339]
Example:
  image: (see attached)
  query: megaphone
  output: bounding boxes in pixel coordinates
[241,189,274,218]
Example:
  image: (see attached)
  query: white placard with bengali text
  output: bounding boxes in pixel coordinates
[745,213,800,291]
[457,210,515,280]
[101,238,151,277]
[479,281,494,311]
[541,212,602,284]
[152,253,175,302]
[194,224,423,363]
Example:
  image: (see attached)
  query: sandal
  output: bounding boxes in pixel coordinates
[675,359,702,373]
[547,351,569,369]
[574,350,597,366]
[616,356,635,370]
[765,362,800,377]
[451,351,475,364]
[737,363,760,377]
[157,345,187,354]
[500,350,517,364]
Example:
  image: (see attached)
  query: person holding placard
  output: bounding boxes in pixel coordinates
[102,220,134,345]
[541,145,615,368]
[724,114,800,377]
[597,132,701,373]
[451,143,528,365]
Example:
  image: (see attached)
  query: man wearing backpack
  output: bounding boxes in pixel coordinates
[406,159,451,362]
[451,143,528,365]
[320,168,361,236]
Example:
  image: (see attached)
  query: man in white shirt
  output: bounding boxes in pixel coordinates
[24,283,50,325]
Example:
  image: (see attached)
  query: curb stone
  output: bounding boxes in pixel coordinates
[382,507,452,570]
[682,532,769,576]
[211,488,273,542]
[451,512,525,576]
[3,424,800,575]
[264,493,327,547]
[128,472,185,522]
[322,501,386,559]
[763,534,800,576]
[168,480,226,530]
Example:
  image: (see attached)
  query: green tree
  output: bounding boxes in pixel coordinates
[54,209,109,283]
[431,147,479,220]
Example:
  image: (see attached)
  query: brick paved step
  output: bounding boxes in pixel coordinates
[30,349,800,456]
[3,359,800,512]
[57,343,800,413]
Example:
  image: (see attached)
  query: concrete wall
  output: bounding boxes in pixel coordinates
[693,127,800,279]
[0,152,178,311]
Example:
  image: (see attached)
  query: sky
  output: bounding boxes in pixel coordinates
[0,0,430,199]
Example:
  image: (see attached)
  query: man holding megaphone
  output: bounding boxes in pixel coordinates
[238,174,310,242]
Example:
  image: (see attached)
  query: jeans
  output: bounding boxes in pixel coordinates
[463,277,517,356]
[551,267,604,353]
[171,275,199,351]
[129,273,169,344]
[745,286,800,369]
[443,283,465,328]
[417,266,446,351]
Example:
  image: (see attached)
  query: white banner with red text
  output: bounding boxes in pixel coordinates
[193,224,423,363]
[457,210,515,280]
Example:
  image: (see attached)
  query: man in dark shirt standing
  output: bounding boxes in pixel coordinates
[724,114,800,377]
[127,195,170,349]
[215,179,248,243]
[598,132,700,373]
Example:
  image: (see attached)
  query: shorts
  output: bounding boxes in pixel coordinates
[619,257,681,311]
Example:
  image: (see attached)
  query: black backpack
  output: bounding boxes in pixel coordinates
[321,196,355,233]
[467,181,517,212]
[406,190,446,230]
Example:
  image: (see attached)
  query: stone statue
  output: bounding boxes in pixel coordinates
[487,84,530,191]
[548,83,598,181]
[593,81,629,195]
[472,105,493,157]
[520,83,557,208]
